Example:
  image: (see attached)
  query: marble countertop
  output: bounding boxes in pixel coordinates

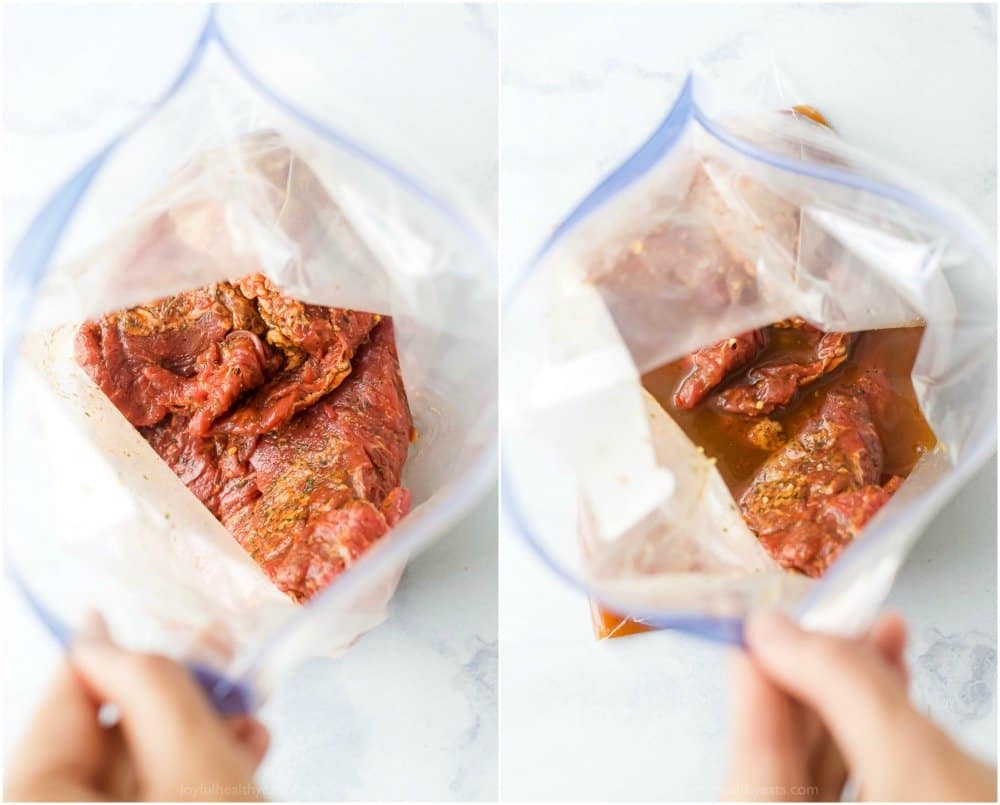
[3,5,497,800]
[500,4,997,800]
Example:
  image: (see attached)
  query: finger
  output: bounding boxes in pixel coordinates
[6,661,109,796]
[223,716,271,768]
[812,722,849,800]
[745,612,914,776]
[71,639,230,778]
[96,725,140,801]
[866,612,909,688]
[724,651,812,800]
[730,651,801,750]
[77,609,112,642]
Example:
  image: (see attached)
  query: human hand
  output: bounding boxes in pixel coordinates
[724,611,996,802]
[6,621,269,802]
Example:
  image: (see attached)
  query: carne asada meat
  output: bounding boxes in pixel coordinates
[670,318,855,416]
[738,370,902,576]
[640,323,935,587]
[74,283,276,431]
[589,165,767,372]
[595,325,933,642]
[75,274,412,603]
[674,329,766,409]
[216,274,380,437]
[717,328,855,416]
[237,321,412,601]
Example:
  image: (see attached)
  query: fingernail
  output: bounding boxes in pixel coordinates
[745,611,799,648]
[76,609,111,643]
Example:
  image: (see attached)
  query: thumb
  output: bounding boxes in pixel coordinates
[744,612,913,778]
[71,638,230,780]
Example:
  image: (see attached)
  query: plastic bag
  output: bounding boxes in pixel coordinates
[502,66,995,643]
[5,11,496,707]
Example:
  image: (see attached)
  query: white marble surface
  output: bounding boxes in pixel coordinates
[500,4,997,800]
[3,4,497,800]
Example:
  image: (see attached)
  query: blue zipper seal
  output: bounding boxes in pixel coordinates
[7,562,251,715]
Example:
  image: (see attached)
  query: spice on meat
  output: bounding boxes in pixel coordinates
[76,274,412,603]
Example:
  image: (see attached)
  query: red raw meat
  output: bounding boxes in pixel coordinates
[673,329,766,409]
[238,321,413,601]
[76,275,412,603]
[215,274,380,437]
[75,283,275,430]
[717,329,855,416]
[738,370,901,577]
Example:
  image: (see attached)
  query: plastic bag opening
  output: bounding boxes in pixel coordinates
[502,70,996,643]
[5,13,497,700]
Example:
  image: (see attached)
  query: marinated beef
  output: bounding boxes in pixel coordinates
[672,318,855,416]
[602,218,758,315]
[216,274,380,437]
[640,324,935,585]
[738,370,902,576]
[75,283,276,432]
[76,275,412,603]
[589,165,766,371]
[717,328,855,416]
[237,321,412,602]
[674,329,766,409]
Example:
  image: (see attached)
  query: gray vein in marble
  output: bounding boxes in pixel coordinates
[463,3,498,44]
[972,4,997,37]
[449,638,498,799]
[259,659,366,800]
[913,628,997,724]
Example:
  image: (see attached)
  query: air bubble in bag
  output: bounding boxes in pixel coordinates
[5,12,497,708]
[502,69,995,645]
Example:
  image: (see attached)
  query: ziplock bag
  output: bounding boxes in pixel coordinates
[5,11,496,708]
[502,67,995,644]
